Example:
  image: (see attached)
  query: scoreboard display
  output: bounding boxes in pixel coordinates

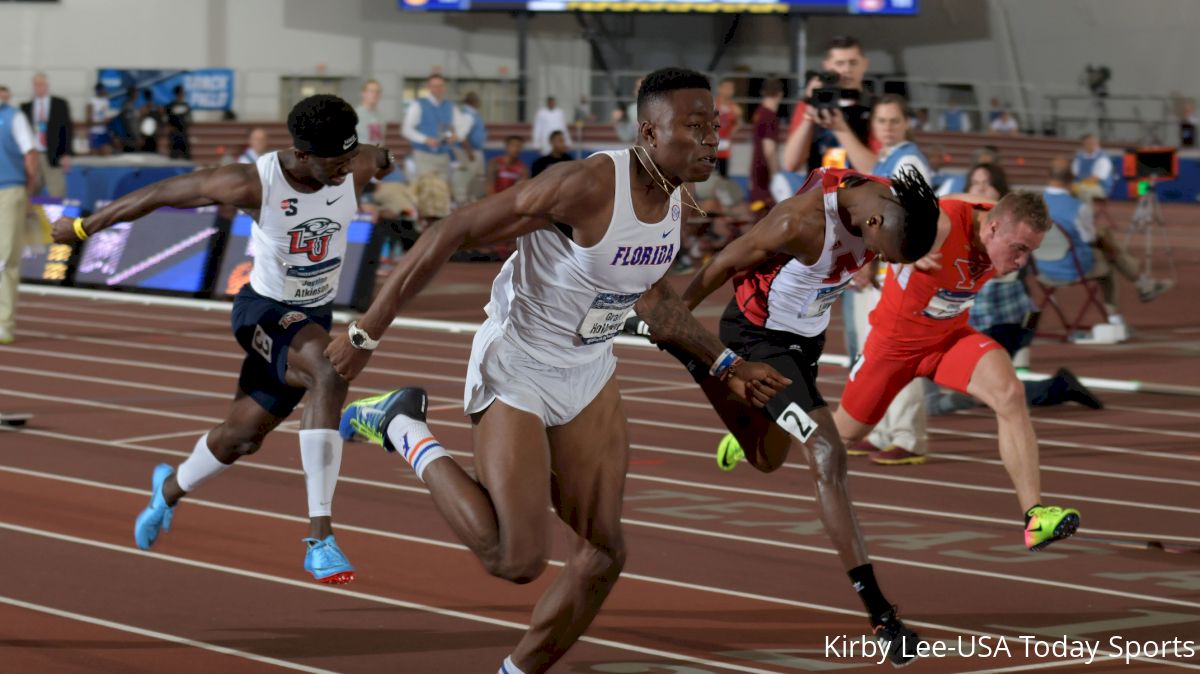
[399,0,916,13]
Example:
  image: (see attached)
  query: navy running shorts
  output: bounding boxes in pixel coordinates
[230,284,333,418]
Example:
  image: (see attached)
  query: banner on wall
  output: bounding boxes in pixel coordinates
[97,68,235,110]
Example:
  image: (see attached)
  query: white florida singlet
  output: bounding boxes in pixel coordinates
[734,168,881,337]
[484,149,681,368]
[249,151,358,307]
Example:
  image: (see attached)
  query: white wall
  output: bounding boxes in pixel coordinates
[1,0,1195,127]
[0,0,591,122]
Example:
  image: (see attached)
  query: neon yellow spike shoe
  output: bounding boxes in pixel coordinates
[1024,505,1081,551]
[716,433,745,472]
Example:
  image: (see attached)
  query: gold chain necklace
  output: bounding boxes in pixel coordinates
[631,144,707,218]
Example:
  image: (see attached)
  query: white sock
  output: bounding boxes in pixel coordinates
[299,429,343,518]
[385,414,449,482]
[498,656,527,674]
[175,433,231,493]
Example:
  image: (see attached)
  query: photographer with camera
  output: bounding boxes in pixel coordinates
[782,36,874,174]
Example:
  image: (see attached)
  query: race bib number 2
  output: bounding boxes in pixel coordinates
[577,291,642,345]
[776,402,818,443]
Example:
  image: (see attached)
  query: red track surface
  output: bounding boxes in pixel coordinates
[2,202,1199,673]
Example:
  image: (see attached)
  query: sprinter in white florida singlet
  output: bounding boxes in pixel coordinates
[330,68,790,674]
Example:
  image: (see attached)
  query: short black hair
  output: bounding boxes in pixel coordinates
[505,135,524,144]
[173,85,185,97]
[826,35,863,54]
[287,94,358,156]
[636,67,711,120]
[548,130,564,141]
[887,166,940,263]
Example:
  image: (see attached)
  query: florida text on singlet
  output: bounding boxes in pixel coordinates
[483,149,681,368]
[248,151,358,307]
[734,167,884,337]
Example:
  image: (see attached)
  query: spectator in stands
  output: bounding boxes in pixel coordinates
[402,73,457,185]
[237,127,269,164]
[988,97,1004,123]
[715,78,742,177]
[21,72,72,197]
[989,108,1019,135]
[113,86,141,153]
[1180,101,1197,147]
[532,96,569,155]
[936,145,999,196]
[487,135,527,195]
[138,90,163,153]
[829,94,931,183]
[0,83,39,344]
[1041,158,1172,312]
[88,83,112,156]
[573,95,595,125]
[165,85,192,160]
[909,107,929,132]
[452,91,487,206]
[355,79,387,146]
[967,162,1009,199]
[1071,133,1114,200]
[925,161,1104,416]
[939,104,971,133]
[782,35,873,173]
[748,78,784,210]
[611,104,635,144]
[531,130,572,177]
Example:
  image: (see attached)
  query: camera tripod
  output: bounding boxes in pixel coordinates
[1123,184,1177,281]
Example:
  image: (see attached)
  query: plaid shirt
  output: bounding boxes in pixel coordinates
[969,273,1033,330]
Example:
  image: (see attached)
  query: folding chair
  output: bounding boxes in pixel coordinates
[1029,221,1110,341]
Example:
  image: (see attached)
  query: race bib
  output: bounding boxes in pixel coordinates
[923,289,976,320]
[283,257,341,305]
[577,291,641,345]
[775,402,818,443]
[802,280,852,318]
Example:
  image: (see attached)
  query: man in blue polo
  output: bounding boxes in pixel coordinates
[402,73,457,187]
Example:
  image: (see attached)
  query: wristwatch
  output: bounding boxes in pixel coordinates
[348,321,380,351]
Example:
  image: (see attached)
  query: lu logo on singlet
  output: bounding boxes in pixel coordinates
[288,218,342,263]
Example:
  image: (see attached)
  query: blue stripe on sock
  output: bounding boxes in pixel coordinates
[499,662,511,674]
[411,442,442,471]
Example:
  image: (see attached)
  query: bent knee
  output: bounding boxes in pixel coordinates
[576,540,626,581]
[486,553,548,585]
[987,379,1026,416]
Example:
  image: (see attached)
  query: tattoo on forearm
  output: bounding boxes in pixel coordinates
[639,282,725,365]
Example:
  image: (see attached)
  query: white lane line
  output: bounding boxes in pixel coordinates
[0,594,338,674]
[3,463,1199,611]
[0,521,794,674]
[114,429,214,444]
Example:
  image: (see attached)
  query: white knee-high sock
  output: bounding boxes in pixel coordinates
[385,414,449,482]
[299,429,343,518]
[498,655,527,674]
[175,433,232,493]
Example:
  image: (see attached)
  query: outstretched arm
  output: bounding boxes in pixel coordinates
[326,160,600,379]
[681,190,819,309]
[636,279,790,407]
[52,163,260,243]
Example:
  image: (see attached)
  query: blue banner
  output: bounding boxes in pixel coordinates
[97,68,235,111]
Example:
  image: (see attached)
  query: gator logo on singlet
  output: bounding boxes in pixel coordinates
[610,244,675,267]
[953,257,993,290]
[288,218,342,263]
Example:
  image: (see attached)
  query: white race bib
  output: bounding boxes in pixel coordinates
[577,291,641,345]
[923,289,976,320]
[802,280,852,318]
[283,258,341,306]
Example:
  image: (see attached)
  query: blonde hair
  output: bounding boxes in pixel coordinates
[991,191,1050,233]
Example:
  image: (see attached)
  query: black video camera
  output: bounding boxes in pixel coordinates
[806,70,843,110]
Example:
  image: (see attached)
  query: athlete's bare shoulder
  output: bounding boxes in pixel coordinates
[770,188,828,262]
[513,153,616,233]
